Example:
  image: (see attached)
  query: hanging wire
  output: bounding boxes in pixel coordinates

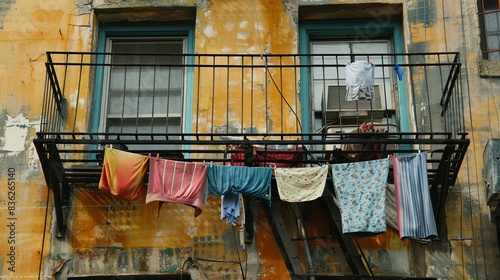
[182,255,246,280]
[180,258,192,280]
[354,238,375,280]
[180,225,246,280]
[459,0,486,278]
[232,225,247,280]
[38,181,51,280]
[252,0,302,133]
[39,142,57,280]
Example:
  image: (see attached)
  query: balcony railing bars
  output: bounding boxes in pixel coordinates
[40,51,465,139]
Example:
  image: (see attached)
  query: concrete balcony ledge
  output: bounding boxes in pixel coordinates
[479,59,500,77]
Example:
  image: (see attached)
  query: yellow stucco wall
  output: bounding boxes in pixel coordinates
[1,0,500,279]
[0,1,76,278]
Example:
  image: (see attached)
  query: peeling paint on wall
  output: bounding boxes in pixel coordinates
[0,0,16,30]
[0,113,36,154]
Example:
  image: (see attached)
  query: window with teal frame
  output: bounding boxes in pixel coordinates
[299,20,409,134]
[92,25,195,149]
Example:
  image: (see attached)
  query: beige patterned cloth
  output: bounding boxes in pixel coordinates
[275,165,329,202]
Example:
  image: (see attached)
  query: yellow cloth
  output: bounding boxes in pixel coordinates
[99,147,149,200]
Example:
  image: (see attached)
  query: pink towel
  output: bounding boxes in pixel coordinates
[146,158,208,217]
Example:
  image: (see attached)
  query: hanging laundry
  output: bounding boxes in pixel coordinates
[385,183,399,231]
[229,144,255,166]
[394,63,404,81]
[345,61,375,101]
[230,145,303,167]
[221,193,243,226]
[391,152,438,240]
[99,147,149,200]
[146,158,208,217]
[275,165,329,202]
[207,163,272,201]
[331,158,390,235]
[254,146,303,167]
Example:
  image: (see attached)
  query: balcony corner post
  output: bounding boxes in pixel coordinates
[49,160,71,238]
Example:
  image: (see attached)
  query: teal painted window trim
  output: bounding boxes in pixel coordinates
[91,24,195,134]
[299,20,409,133]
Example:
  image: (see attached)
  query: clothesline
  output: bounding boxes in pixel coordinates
[98,146,438,241]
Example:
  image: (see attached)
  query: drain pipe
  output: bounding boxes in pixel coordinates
[290,204,315,279]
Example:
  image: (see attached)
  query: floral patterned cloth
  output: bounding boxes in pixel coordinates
[275,165,329,202]
[331,158,390,235]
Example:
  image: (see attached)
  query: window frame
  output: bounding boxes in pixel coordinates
[478,0,500,59]
[299,20,409,133]
[91,25,195,134]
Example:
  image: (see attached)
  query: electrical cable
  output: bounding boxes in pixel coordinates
[477,58,500,280]
[232,225,247,280]
[38,178,51,280]
[39,143,56,280]
[180,257,192,280]
[440,2,467,279]
[354,238,376,280]
[456,178,466,280]
[252,0,263,59]
[460,0,486,278]
[252,0,302,133]
[189,255,246,280]
[265,64,303,132]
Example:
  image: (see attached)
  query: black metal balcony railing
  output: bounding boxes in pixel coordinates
[34,51,469,279]
[40,52,465,136]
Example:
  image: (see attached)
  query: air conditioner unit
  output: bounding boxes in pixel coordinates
[326,84,383,111]
[484,139,500,206]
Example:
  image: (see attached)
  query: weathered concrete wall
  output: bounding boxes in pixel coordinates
[193,0,300,134]
[1,0,500,279]
[405,0,500,278]
[0,1,79,278]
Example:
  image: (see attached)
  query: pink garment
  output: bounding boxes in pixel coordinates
[146,158,208,217]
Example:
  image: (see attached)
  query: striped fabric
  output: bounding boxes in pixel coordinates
[147,158,209,217]
[391,152,438,240]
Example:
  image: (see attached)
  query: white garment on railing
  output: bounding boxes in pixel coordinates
[345,61,375,101]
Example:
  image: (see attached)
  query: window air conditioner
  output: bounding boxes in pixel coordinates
[326,84,383,111]
[484,139,500,206]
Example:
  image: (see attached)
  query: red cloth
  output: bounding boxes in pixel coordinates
[230,145,303,167]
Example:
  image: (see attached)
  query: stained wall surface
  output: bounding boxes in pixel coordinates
[0,0,499,279]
